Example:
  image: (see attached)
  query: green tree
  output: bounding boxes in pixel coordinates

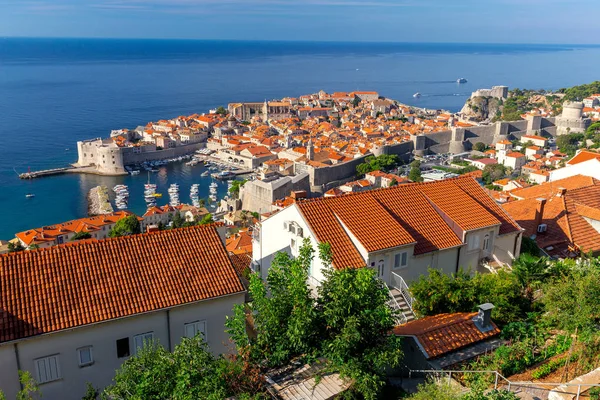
[8,242,25,252]
[482,164,507,185]
[556,133,584,156]
[352,96,360,107]
[108,215,141,237]
[198,213,214,225]
[105,335,264,399]
[171,212,185,229]
[17,371,41,400]
[215,106,227,116]
[71,231,92,241]
[356,154,399,175]
[410,269,531,326]
[542,259,600,334]
[82,382,98,400]
[227,238,319,367]
[519,236,540,257]
[512,254,549,297]
[317,266,404,400]
[28,244,40,250]
[473,142,487,152]
[229,180,247,199]
[408,160,423,182]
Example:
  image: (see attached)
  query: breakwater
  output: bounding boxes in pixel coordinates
[88,186,114,216]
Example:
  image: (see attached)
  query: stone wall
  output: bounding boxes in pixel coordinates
[240,173,310,213]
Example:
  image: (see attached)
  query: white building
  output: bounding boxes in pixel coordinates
[252,177,522,293]
[0,225,245,400]
[549,150,600,181]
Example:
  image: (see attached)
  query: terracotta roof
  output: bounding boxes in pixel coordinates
[510,175,596,200]
[295,177,519,268]
[15,211,140,246]
[393,312,500,359]
[229,252,252,277]
[566,150,600,166]
[0,225,245,343]
[226,229,253,254]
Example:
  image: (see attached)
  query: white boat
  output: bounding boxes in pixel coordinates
[25,193,35,198]
[413,92,421,98]
[130,170,140,176]
[457,78,468,84]
[201,171,209,177]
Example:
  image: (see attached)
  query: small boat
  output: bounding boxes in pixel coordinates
[413,92,421,98]
[130,170,140,176]
[153,193,162,198]
[201,171,209,177]
[457,78,468,84]
[25,193,35,198]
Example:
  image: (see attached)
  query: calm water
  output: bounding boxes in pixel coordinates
[1,38,600,240]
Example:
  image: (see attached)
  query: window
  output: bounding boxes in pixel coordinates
[394,252,408,269]
[35,355,61,384]
[116,337,130,358]
[468,235,480,251]
[483,234,490,251]
[133,332,154,354]
[184,321,207,340]
[77,346,93,367]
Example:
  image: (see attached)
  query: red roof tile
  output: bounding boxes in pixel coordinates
[393,312,500,359]
[0,225,244,343]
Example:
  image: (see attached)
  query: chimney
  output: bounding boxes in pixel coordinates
[557,187,567,197]
[473,303,495,332]
[534,198,547,231]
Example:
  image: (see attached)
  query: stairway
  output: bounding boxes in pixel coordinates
[389,287,415,324]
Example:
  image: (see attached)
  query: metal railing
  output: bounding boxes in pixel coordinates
[391,272,414,313]
[408,369,600,400]
[387,288,408,325]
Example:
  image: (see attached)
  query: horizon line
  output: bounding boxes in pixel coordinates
[2,36,600,47]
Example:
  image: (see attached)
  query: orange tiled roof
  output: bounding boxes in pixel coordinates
[226,229,253,254]
[393,312,500,359]
[295,177,519,268]
[510,175,596,200]
[15,211,139,246]
[566,150,600,166]
[0,225,244,343]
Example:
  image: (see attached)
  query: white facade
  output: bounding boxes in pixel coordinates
[252,204,521,288]
[0,293,244,400]
[549,158,600,181]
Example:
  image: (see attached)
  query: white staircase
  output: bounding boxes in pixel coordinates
[389,287,415,323]
[387,272,416,325]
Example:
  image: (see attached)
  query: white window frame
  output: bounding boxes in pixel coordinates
[34,355,61,384]
[77,346,94,367]
[394,252,408,269]
[133,332,154,354]
[184,320,207,340]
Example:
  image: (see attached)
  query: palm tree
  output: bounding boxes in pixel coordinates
[512,254,549,299]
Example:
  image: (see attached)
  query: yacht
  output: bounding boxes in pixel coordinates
[413,92,421,98]
[457,78,468,84]
[25,193,35,198]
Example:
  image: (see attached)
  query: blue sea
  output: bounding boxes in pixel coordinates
[1,38,600,240]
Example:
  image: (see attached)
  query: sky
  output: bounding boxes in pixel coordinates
[0,0,598,43]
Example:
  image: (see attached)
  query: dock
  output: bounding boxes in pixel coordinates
[19,167,75,179]
[211,169,253,180]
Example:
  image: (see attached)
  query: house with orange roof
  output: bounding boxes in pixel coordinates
[503,176,600,257]
[501,152,527,170]
[15,211,141,249]
[521,134,548,147]
[548,149,600,182]
[253,177,523,309]
[393,304,503,369]
[0,225,245,400]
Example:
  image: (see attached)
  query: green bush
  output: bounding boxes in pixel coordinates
[590,387,600,400]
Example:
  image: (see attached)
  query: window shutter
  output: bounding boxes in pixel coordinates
[198,321,207,339]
